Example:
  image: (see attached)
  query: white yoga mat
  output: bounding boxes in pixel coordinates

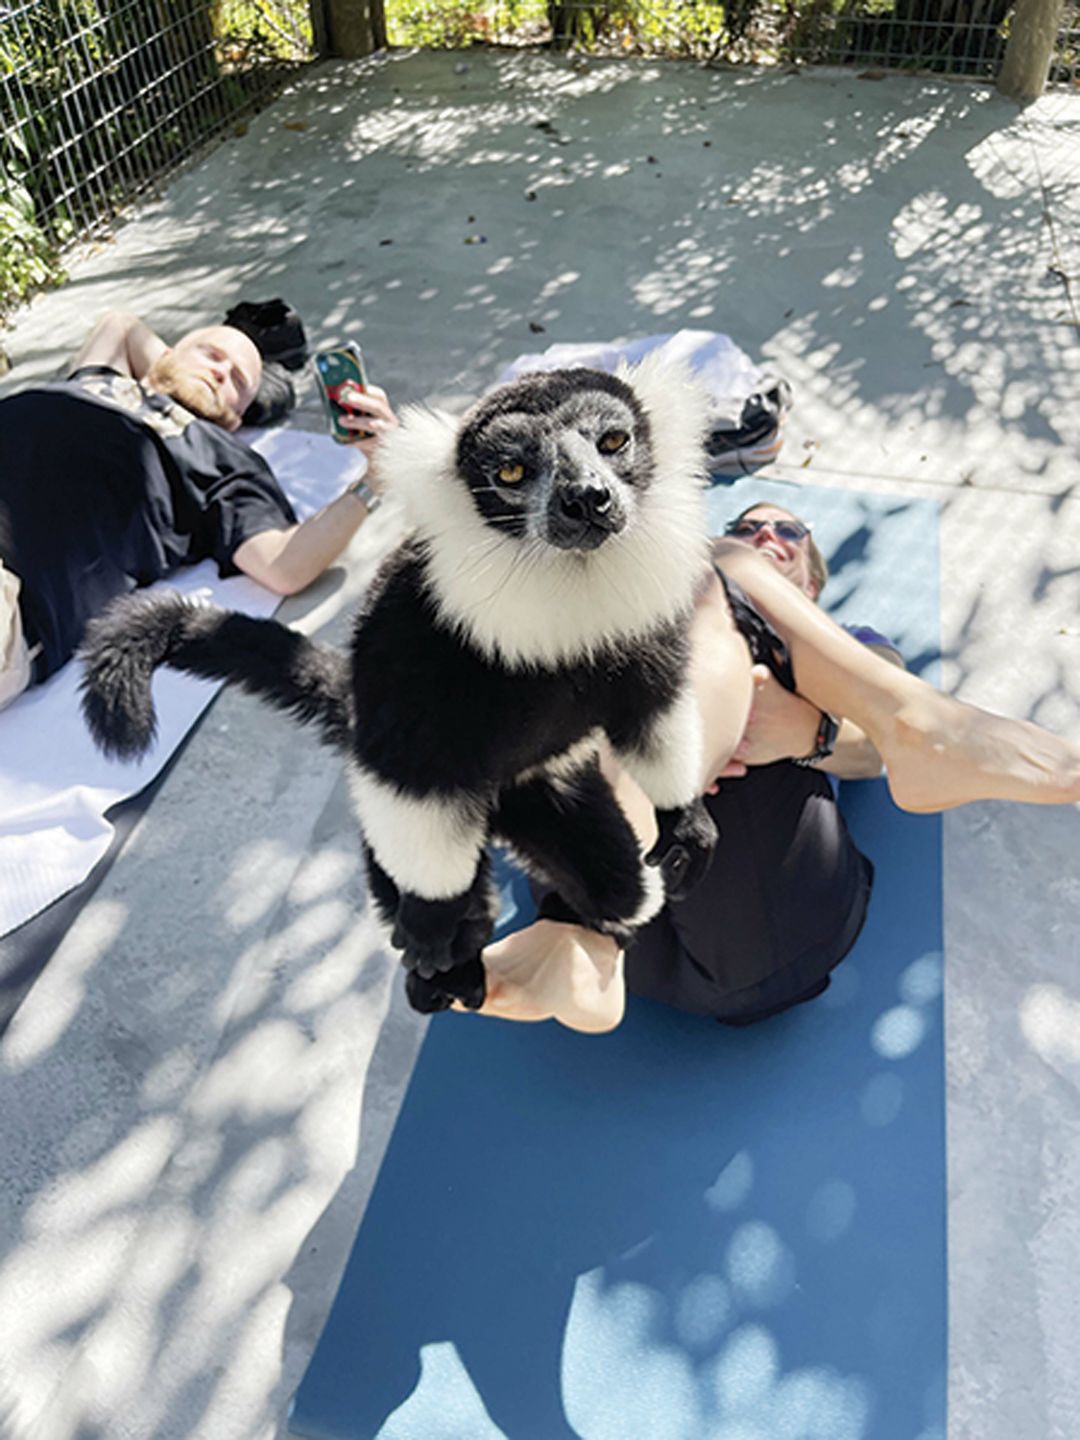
[0,428,362,938]
[499,328,774,428]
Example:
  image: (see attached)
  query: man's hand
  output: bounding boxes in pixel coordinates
[336,382,399,470]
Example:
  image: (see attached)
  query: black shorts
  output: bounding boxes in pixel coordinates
[625,762,873,1023]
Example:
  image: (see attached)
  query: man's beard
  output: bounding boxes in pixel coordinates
[145,352,238,429]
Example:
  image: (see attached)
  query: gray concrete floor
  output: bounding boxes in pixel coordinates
[0,48,1078,1440]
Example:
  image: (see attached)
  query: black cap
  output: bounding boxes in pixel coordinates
[224,298,308,372]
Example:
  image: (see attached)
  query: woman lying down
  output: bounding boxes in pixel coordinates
[460,500,1080,1034]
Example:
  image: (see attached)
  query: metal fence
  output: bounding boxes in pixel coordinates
[0,0,314,250]
[388,0,1079,85]
[1,1,1076,317]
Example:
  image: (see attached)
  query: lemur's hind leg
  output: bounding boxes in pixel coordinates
[494,757,664,937]
[363,846,493,1014]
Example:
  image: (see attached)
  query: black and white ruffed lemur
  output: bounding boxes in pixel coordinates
[80,359,718,1013]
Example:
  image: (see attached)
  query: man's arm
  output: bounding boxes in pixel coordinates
[233,385,400,595]
[232,486,377,596]
[69,311,167,380]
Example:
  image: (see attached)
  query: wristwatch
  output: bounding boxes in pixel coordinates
[348,475,382,512]
[795,710,839,766]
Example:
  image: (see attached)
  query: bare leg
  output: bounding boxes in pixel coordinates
[713,541,1080,813]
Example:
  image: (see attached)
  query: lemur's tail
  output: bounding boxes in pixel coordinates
[80,591,353,761]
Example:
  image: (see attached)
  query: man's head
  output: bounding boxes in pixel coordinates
[145,325,262,431]
[721,502,828,600]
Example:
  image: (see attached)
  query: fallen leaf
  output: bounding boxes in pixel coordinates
[281,120,308,131]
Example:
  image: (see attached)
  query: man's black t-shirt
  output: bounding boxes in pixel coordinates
[0,366,297,679]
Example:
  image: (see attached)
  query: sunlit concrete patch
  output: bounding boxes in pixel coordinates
[1019,984,1080,1068]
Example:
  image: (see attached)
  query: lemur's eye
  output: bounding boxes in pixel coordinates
[498,462,525,484]
[598,430,629,455]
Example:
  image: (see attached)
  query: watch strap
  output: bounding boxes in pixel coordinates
[794,710,839,766]
[348,475,382,512]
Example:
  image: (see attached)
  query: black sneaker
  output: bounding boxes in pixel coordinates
[241,361,296,427]
[224,298,308,371]
[706,377,793,476]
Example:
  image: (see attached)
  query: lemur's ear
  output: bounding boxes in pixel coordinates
[375,405,458,524]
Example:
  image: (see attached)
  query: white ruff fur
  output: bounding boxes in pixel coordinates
[379,356,711,669]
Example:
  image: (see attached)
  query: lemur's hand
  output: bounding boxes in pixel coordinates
[390,919,457,979]
[646,798,718,900]
[391,889,492,1011]
[407,958,486,1013]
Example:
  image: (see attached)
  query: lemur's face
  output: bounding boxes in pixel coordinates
[455,369,654,552]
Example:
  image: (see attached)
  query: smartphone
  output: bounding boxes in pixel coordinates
[315,342,372,443]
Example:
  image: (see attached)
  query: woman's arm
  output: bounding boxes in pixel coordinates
[721,639,907,782]
[712,540,1080,811]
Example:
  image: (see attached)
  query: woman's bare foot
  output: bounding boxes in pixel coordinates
[880,686,1080,813]
[452,920,626,1034]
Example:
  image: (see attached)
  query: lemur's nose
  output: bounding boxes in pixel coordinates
[559,480,613,525]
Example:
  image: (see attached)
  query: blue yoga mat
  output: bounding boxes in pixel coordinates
[292,484,946,1440]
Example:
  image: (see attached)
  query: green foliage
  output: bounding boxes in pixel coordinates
[385,0,1016,68]
[0,134,64,321]
[0,0,311,318]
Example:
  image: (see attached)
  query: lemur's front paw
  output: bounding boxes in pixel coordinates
[405,957,487,1014]
[391,888,496,982]
[390,921,457,980]
[646,798,718,900]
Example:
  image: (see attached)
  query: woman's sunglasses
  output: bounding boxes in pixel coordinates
[724,517,810,544]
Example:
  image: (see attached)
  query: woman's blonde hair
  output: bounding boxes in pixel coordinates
[732,502,829,599]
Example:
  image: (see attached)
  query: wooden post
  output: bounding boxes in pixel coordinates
[997,0,1066,101]
[312,0,387,58]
